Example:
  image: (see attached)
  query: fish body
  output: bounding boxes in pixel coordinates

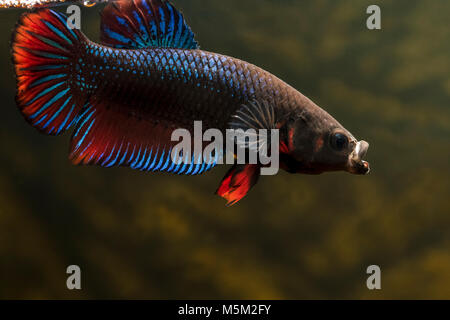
[11,0,370,205]
[78,44,308,132]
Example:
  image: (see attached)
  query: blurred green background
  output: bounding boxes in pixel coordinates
[0,0,449,299]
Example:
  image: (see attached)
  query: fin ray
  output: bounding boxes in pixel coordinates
[69,98,216,176]
[12,9,85,135]
[216,164,261,206]
[229,100,276,153]
[100,0,199,49]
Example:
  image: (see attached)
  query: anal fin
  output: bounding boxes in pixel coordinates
[69,97,216,175]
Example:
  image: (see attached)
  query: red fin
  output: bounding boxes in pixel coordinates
[216,164,260,206]
[70,95,172,169]
[69,96,216,175]
[11,9,85,135]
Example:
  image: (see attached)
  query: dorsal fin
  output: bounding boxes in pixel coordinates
[100,0,199,49]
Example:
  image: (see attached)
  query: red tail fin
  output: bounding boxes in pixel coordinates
[12,9,85,135]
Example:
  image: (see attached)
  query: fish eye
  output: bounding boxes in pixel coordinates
[330,132,348,151]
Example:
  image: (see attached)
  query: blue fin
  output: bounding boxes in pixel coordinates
[100,0,199,49]
[70,100,216,176]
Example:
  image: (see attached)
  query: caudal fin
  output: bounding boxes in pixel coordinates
[12,9,85,135]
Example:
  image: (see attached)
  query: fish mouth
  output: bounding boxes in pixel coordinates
[348,140,370,174]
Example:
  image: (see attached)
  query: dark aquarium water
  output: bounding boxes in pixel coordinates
[0,0,448,299]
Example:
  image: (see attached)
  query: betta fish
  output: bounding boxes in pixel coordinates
[11,0,370,206]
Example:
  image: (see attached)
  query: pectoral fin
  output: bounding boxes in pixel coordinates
[215,164,260,206]
[229,100,276,153]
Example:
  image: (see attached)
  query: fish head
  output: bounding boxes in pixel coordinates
[281,109,370,175]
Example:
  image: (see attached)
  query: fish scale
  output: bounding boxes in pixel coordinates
[76,43,295,130]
